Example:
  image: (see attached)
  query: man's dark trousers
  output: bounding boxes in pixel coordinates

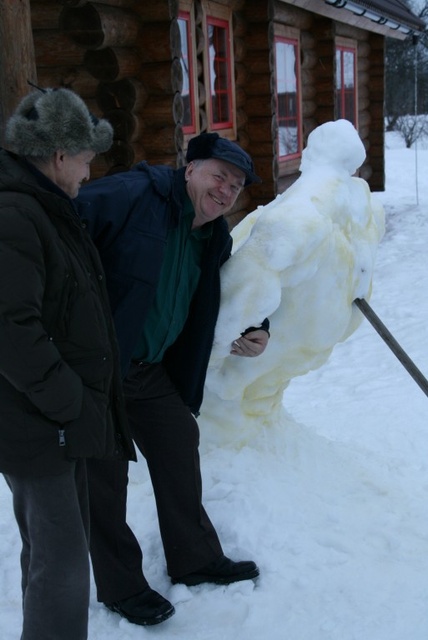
[4,461,90,640]
[87,361,223,603]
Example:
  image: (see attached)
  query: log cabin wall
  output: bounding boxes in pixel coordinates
[57,0,180,178]
[237,0,275,218]
[1,1,394,213]
[268,2,385,194]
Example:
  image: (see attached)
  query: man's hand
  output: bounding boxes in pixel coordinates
[230,329,269,358]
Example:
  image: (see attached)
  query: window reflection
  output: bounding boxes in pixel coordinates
[178,13,195,132]
[275,39,300,158]
[207,18,232,128]
[335,47,356,125]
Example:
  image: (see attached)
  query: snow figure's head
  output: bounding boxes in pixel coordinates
[299,119,366,177]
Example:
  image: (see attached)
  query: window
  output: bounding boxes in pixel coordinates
[335,41,357,126]
[274,33,302,161]
[206,15,233,130]
[178,1,236,139]
[178,10,197,134]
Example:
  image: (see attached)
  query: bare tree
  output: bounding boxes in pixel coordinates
[395,114,428,147]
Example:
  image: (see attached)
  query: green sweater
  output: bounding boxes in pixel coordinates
[133,197,212,363]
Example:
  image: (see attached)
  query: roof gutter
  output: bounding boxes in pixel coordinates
[324,0,423,35]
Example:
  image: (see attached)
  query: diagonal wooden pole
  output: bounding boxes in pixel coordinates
[353,297,428,398]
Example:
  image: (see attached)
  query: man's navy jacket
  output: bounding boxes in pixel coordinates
[76,161,232,415]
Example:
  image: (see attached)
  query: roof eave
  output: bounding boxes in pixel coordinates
[324,0,425,36]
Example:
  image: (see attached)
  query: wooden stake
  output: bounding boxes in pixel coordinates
[354,297,428,398]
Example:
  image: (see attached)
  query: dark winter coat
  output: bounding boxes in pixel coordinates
[0,149,136,476]
[77,162,232,414]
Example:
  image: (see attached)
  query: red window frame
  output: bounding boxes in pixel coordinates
[206,15,233,131]
[274,35,302,161]
[178,10,197,135]
[335,45,357,126]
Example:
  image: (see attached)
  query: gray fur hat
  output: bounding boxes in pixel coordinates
[5,87,113,158]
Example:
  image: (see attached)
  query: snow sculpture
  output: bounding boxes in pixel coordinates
[200,119,385,446]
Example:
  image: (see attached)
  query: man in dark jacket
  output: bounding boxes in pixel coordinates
[0,87,136,640]
[77,133,269,627]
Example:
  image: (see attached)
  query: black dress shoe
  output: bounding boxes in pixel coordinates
[171,555,260,586]
[104,586,175,626]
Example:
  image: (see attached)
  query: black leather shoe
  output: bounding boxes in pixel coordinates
[104,587,175,626]
[171,555,260,586]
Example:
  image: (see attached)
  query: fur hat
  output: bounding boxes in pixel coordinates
[5,87,113,158]
[186,133,261,186]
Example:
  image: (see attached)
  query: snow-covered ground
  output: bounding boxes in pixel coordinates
[1,131,428,639]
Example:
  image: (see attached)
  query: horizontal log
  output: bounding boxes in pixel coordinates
[36,67,79,90]
[133,0,178,21]
[368,81,384,98]
[140,59,182,94]
[302,82,317,99]
[358,41,371,58]
[245,73,272,96]
[232,12,247,38]
[300,31,316,50]
[302,100,317,118]
[244,25,270,51]
[335,23,367,41]
[89,156,110,181]
[142,95,178,126]
[358,124,370,141]
[236,107,248,128]
[314,79,335,95]
[246,48,272,74]
[33,30,85,67]
[315,41,335,59]
[69,67,101,97]
[301,69,316,89]
[301,49,318,70]
[138,21,180,63]
[243,0,270,22]
[235,62,250,87]
[104,139,135,166]
[36,66,99,97]
[84,47,141,81]
[245,95,274,117]
[358,110,371,128]
[104,108,140,141]
[96,78,148,112]
[315,106,336,122]
[141,152,178,167]
[58,0,135,7]
[273,3,312,29]
[246,116,274,142]
[316,92,335,109]
[60,3,140,49]
[235,86,246,108]
[30,2,62,30]
[359,164,373,182]
[233,36,247,63]
[58,0,88,6]
[140,124,182,155]
[358,95,370,111]
[236,129,250,149]
[367,130,384,146]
